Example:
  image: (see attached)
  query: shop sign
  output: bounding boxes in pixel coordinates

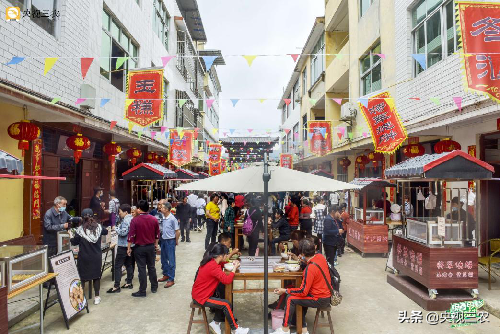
[169,130,193,167]
[307,120,332,157]
[124,68,164,127]
[209,161,221,176]
[396,243,424,276]
[280,153,293,169]
[208,143,222,163]
[457,1,500,103]
[436,260,475,280]
[221,158,227,173]
[359,91,407,153]
[32,139,42,219]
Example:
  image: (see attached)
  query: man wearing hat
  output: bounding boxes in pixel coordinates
[90,186,105,219]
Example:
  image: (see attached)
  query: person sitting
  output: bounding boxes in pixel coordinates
[446,197,476,245]
[375,193,391,216]
[271,239,332,334]
[269,210,291,255]
[206,232,240,261]
[191,244,249,334]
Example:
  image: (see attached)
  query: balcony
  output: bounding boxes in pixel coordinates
[325,0,348,33]
[326,40,349,93]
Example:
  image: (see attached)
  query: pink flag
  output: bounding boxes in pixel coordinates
[161,126,168,135]
[453,97,462,112]
[338,127,346,135]
[363,132,369,138]
[206,99,215,109]
[80,58,93,80]
[248,129,253,133]
[76,98,86,105]
[332,98,342,105]
[110,121,117,130]
[376,53,386,59]
[161,56,175,67]
[289,54,300,62]
[151,131,157,139]
[283,99,291,106]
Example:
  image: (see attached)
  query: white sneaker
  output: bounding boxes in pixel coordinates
[93,296,101,305]
[209,321,221,334]
[232,327,249,334]
[270,328,289,334]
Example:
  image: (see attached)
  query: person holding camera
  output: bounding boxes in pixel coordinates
[43,196,73,257]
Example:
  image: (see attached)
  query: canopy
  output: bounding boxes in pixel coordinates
[174,168,199,180]
[349,178,397,189]
[309,169,334,179]
[198,172,209,179]
[176,165,361,192]
[0,150,23,174]
[122,163,177,181]
[385,151,494,180]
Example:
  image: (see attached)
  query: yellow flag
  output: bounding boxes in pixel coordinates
[212,128,218,135]
[44,57,58,75]
[128,122,134,133]
[125,99,135,108]
[259,99,266,103]
[179,130,184,139]
[243,55,258,67]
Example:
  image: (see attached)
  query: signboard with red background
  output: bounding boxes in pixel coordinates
[308,121,332,156]
[209,162,222,176]
[32,139,42,219]
[280,153,293,169]
[169,130,194,167]
[209,143,222,163]
[125,68,164,127]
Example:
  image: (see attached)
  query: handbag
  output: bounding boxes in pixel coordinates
[243,210,257,236]
[311,262,342,306]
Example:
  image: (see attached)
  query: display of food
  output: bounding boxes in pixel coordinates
[69,279,86,311]
[287,264,301,272]
[12,274,35,282]
[273,264,286,273]
[285,260,299,265]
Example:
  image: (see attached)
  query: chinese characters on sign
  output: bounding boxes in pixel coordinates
[280,153,293,169]
[125,68,164,127]
[458,1,500,102]
[358,91,407,153]
[221,158,227,173]
[398,305,489,326]
[396,242,424,276]
[169,130,193,167]
[22,9,60,19]
[208,143,222,163]
[307,121,332,157]
[435,260,475,279]
[209,162,222,176]
[32,139,42,219]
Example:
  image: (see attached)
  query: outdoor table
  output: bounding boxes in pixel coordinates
[7,273,57,334]
[224,270,304,333]
[234,223,273,251]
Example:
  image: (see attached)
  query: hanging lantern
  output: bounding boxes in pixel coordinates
[103,142,122,162]
[66,133,91,164]
[126,148,142,166]
[156,155,167,165]
[146,152,158,163]
[339,157,351,171]
[356,154,369,166]
[403,143,425,158]
[7,120,40,156]
[434,139,461,154]
[368,151,384,168]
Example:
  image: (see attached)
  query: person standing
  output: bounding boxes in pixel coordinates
[158,202,180,289]
[104,190,120,227]
[187,192,198,231]
[223,199,236,241]
[312,197,327,251]
[195,194,207,231]
[299,199,313,237]
[127,200,159,297]
[246,199,263,257]
[205,193,221,250]
[176,196,192,243]
[323,205,344,267]
[287,200,299,231]
[329,191,340,208]
[69,208,108,305]
[89,187,104,220]
[43,196,71,257]
[107,204,135,293]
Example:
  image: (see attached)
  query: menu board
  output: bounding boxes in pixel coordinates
[50,251,87,324]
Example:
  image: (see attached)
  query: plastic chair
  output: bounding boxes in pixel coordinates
[478,238,500,290]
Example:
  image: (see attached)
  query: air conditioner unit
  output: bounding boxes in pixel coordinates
[340,102,358,121]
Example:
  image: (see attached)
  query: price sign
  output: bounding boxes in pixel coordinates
[437,217,446,238]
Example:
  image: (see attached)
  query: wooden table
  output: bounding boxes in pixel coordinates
[234,224,273,251]
[7,273,57,334]
[224,270,304,333]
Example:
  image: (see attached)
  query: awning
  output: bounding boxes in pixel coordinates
[198,172,209,179]
[309,169,334,179]
[174,168,199,180]
[385,151,494,180]
[0,150,23,174]
[349,178,397,189]
[122,163,178,181]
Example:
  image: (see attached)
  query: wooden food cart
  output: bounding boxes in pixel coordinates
[345,178,396,257]
[385,151,494,301]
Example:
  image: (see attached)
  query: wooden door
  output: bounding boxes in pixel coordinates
[80,160,93,211]
[42,155,60,215]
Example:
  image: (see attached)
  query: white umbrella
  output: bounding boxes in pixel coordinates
[176,165,360,192]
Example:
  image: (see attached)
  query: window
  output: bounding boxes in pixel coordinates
[302,68,307,95]
[311,34,325,86]
[360,43,382,96]
[282,104,287,124]
[360,0,374,18]
[7,0,58,36]
[153,0,170,51]
[292,80,299,109]
[293,123,299,150]
[412,0,460,75]
[337,159,348,183]
[286,133,291,153]
[282,136,288,153]
[286,94,291,118]
[302,115,308,143]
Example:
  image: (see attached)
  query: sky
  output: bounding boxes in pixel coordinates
[197,0,325,138]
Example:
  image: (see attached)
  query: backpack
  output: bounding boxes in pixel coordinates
[242,209,257,236]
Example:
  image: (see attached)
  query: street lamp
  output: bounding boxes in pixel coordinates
[263,152,271,333]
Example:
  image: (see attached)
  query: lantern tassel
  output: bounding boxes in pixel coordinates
[74,151,82,164]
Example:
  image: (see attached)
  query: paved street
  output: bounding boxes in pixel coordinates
[11,231,500,334]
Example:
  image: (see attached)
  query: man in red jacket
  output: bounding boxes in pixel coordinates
[271,239,332,334]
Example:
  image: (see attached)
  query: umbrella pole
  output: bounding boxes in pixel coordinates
[263,153,271,333]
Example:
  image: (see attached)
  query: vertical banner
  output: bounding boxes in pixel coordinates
[209,161,222,176]
[280,153,293,169]
[457,2,500,103]
[468,145,477,190]
[32,139,42,219]
[359,91,407,153]
[308,120,332,156]
[221,158,227,173]
[389,154,395,202]
[208,143,222,163]
[110,159,116,191]
[125,68,164,127]
[169,130,194,167]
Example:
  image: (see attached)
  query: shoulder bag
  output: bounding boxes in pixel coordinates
[311,262,342,306]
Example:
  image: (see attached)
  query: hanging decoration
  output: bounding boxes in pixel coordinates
[66,133,91,163]
[457,1,500,103]
[31,138,42,219]
[209,161,222,176]
[103,142,122,162]
[169,129,194,167]
[356,154,369,171]
[208,143,222,163]
[434,139,461,154]
[156,155,167,165]
[358,91,407,153]
[7,120,40,156]
[403,143,425,158]
[308,120,332,157]
[367,151,384,168]
[221,158,227,173]
[124,68,164,127]
[146,152,158,163]
[126,148,142,166]
[339,157,351,171]
[280,153,293,169]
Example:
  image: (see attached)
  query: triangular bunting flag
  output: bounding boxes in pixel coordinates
[376,53,386,59]
[150,131,156,139]
[230,99,239,107]
[44,57,58,75]
[243,55,258,67]
[178,99,187,108]
[453,97,462,112]
[430,97,441,106]
[333,98,342,105]
[412,54,427,70]
[110,121,117,130]
[284,129,291,134]
[259,99,266,103]
[212,128,218,135]
[358,98,369,108]
[337,132,343,140]
[128,122,134,133]
[100,98,110,107]
[363,132,369,138]
[248,129,253,133]
[50,97,60,104]
[80,57,93,80]
[138,130,143,139]
[206,99,215,109]
[6,56,24,65]
[338,127,346,135]
[116,57,128,69]
[409,97,421,101]
[75,98,86,105]
[243,141,247,146]
[348,132,354,140]
[201,56,218,71]
[309,98,317,106]
[289,54,300,62]
[161,126,167,135]
[283,99,291,106]
[229,129,235,134]
[308,133,314,140]
[161,56,175,67]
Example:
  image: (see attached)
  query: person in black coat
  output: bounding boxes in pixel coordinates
[70,208,108,305]
[269,210,291,255]
[246,199,263,257]
[176,196,192,242]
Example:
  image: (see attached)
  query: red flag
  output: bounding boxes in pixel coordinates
[289,54,300,62]
[308,121,332,157]
[280,154,293,169]
[81,57,93,80]
[209,143,222,163]
[110,121,117,130]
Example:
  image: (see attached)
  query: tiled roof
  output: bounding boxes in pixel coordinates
[349,178,396,189]
[0,150,23,173]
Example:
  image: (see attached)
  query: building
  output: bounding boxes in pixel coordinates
[0,0,223,242]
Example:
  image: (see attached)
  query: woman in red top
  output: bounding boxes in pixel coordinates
[287,201,299,231]
[299,199,313,237]
[191,244,249,334]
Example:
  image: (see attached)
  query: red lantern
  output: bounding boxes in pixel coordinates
[368,151,384,168]
[403,143,425,158]
[356,154,369,166]
[156,155,167,165]
[339,157,351,171]
[7,120,40,156]
[146,152,158,163]
[66,133,91,164]
[103,142,122,162]
[126,148,142,166]
[434,139,461,154]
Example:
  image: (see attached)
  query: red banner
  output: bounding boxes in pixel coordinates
[208,143,222,163]
[458,2,500,103]
[359,91,407,153]
[308,121,332,156]
[209,161,222,176]
[32,139,42,219]
[169,130,193,167]
[280,153,293,169]
[125,68,164,127]
[468,145,477,190]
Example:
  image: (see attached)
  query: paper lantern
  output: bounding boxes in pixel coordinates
[156,155,167,165]
[356,154,369,166]
[103,142,122,162]
[403,143,425,158]
[66,134,91,164]
[146,152,158,163]
[339,157,351,171]
[434,139,461,154]
[368,151,384,168]
[7,120,40,156]
[126,148,142,166]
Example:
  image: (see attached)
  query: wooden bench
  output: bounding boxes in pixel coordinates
[187,301,209,334]
[312,306,334,334]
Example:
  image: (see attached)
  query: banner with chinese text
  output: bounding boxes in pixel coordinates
[221,158,227,173]
[359,91,407,153]
[457,2,500,103]
[169,130,193,167]
[307,121,332,156]
[280,153,293,169]
[209,161,222,176]
[125,68,164,127]
[208,143,222,163]
[32,139,42,219]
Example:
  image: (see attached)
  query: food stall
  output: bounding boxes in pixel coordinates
[385,151,493,300]
[345,178,396,257]
[309,169,334,179]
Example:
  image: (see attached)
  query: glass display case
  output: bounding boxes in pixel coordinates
[406,218,463,245]
[57,231,72,254]
[0,245,48,293]
[0,261,5,288]
[354,207,385,224]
